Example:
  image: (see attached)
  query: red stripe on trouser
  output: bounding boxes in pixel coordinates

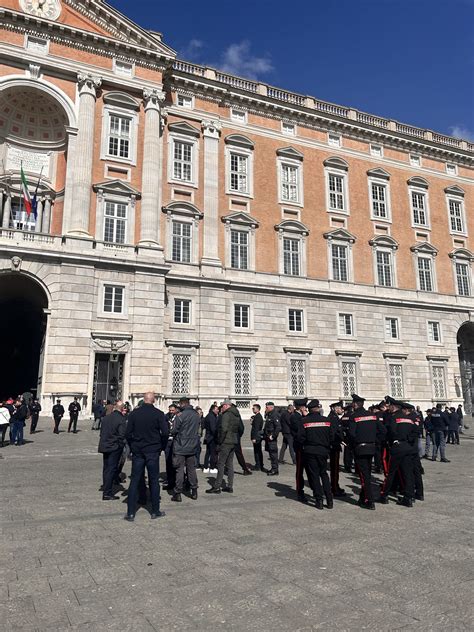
[380,457,392,495]
[382,448,389,476]
[296,449,303,492]
[355,463,366,501]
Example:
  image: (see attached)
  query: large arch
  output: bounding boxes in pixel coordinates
[0,272,49,400]
[457,321,474,414]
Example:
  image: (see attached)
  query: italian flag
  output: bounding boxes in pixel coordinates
[20,164,32,216]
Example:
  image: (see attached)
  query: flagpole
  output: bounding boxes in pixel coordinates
[19,161,23,229]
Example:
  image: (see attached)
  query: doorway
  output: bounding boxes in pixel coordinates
[93,353,124,404]
[457,322,474,414]
[0,272,48,399]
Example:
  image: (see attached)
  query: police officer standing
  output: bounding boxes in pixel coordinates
[348,394,386,510]
[290,398,308,502]
[297,399,334,510]
[430,404,450,462]
[68,397,81,433]
[29,398,42,434]
[52,399,65,434]
[327,400,346,497]
[263,402,281,476]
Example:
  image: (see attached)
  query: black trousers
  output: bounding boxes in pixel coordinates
[329,447,342,493]
[165,440,176,488]
[266,440,279,472]
[354,454,375,503]
[53,416,62,433]
[380,448,415,500]
[447,429,459,444]
[235,442,249,472]
[102,448,123,496]
[30,414,39,433]
[412,452,424,497]
[68,414,78,433]
[295,446,305,493]
[343,445,354,471]
[304,453,332,501]
[204,441,217,469]
[279,434,296,464]
[253,441,264,470]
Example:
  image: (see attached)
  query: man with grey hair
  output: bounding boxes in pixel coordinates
[206,400,244,495]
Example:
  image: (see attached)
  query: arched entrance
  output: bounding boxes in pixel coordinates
[0,272,48,399]
[457,322,474,414]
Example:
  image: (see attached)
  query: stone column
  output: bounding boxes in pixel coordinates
[65,74,101,236]
[139,88,166,248]
[43,197,52,234]
[2,194,11,228]
[62,126,78,233]
[35,198,44,233]
[201,119,222,267]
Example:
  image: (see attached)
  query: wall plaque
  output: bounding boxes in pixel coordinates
[6,146,51,176]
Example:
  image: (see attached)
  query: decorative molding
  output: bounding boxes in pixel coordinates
[324,228,356,244]
[407,176,429,189]
[283,346,312,354]
[324,156,349,170]
[227,343,259,351]
[93,179,141,199]
[224,134,254,149]
[143,87,166,112]
[335,350,363,356]
[382,352,408,359]
[448,248,474,261]
[221,212,259,228]
[77,73,102,97]
[277,146,304,161]
[11,256,22,271]
[274,219,309,236]
[444,185,465,197]
[410,242,438,256]
[28,63,41,80]
[367,167,391,180]
[202,119,222,139]
[165,339,200,348]
[104,91,140,111]
[167,121,201,137]
[369,235,399,250]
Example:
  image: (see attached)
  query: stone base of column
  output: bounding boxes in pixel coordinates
[136,242,165,261]
[200,257,223,277]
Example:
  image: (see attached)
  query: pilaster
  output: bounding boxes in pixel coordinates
[201,119,222,270]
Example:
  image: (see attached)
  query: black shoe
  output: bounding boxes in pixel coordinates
[171,493,182,502]
[151,511,166,519]
[124,514,135,522]
[415,494,424,501]
[440,458,450,463]
[297,493,308,504]
[326,498,334,509]
[315,499,324,510]
[102,495,120,500]
[191,489,198,500]
[267,470,279,476]
[205,487,221,494]
[344,467,352,473]
[334,488,346,497]
[396,496,413,508]
[278,460,285,464]
[260,467,268,473]
[243,470,252,476]
[366,502,376,510]
[422,455,429,460]
[222,485,233,493]
[378,495,389,504]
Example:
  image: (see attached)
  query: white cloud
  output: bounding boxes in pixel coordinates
[212,41,273,79]
[449,125,474,141]
[180,38,204,59]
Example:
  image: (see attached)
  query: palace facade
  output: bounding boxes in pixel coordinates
[1,0,474,414]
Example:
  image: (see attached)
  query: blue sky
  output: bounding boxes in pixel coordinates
[110,0,474,140]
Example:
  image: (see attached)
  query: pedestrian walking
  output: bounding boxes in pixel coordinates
[29,398,41,434]
[11,398,28,446]
[250,403,265,471]
[206,400,244,494]
[171,398,201,502]
[279,404,296,465]
[52,399,64,434]
[98,400,126,500]
[202,404,219,473]
[68,397,81,433]
[263,402,281,476]
[430,405,450,462]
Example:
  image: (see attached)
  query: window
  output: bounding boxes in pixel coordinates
[230,230,249,270]
[376,250,393,287]
[114,59,134,77]
[446,163,457,176]
[328,133,341,147]
[371,182,388,219]
[283,238,301,276]
[171,354,191,395]
[338,313,354,337]
[410,154,421,167]
[328,173,346,212]
[234,357,251,396]
[26,35,48,54]
[331,244,348,281]
[341,360,357,398]
[448,199,464,233]
[234,304,250,329]
[418,257,433,292]
[385,317,399,340]
[103,285,124,314]
[231,109,247,123]
[289,309,303,332]
[456,262,471,296]
[229,153,249,194]
[282,121,296,136]
[173,140,193,182]
[411,191,428,227]
[174,299,191,325]
[280,163,300,203]
[104,201,127,244]
[388,363,404,398]
[428,321,441,343]
[289,358,307,397]
[171,221,192,263]
[370,144,383,158]
[108,114,131,159]
[177,94,193,108]
[431,365,446,399]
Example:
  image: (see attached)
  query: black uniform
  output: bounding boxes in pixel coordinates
[52,403,65,434]
[380,412,419,504]
[250,412,264,471]
[340,409,354,472]
[278,409,296,464]
[297,412,334,506]
[327,410,345,495]
[290,409,306,496]
[348,407,386,507]
[411,411,425,499]
[68,401,81,433]
[263,409,281,474]
[29,401,41,433]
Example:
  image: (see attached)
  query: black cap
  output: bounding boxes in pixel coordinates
[307,399,320,409]
[401,402,415,410]
[265,401,275,407]
[378,400,388,408]
[385,396,403,407]
[293,398,308,407]
[330,400,343,408]
[351,393,365,403]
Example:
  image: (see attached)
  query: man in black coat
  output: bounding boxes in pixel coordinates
[92,400,105,430]
[11,398,28,446]
[250,403,265,471]
[125,392,169,521]
[52,399,65,434]
[29,398,42,434]
[290,398,309,502]
[68,397,81,434]
[98,400,126,500]
[171,398,201,503]
[278,404,296,465]
[327,400,346,497]
[263,402,281,476]
[203,404,219,473]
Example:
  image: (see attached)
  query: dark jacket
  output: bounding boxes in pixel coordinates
[348,407,386,456]
[172,405,201,455]
[297,412,334,456]
[93,402,105,419]
[250,412,264,442]
[263,409,281,442]
[98,410,126,453]
[203,411,219,444]
[52,404,64,418]
[69,402,81,416]
[327,410,344,448]
[447,412,459,431]
[279,410,292,435]
[217,405,244,446]
[290,410,305,447]
[29,402,42,416]
[12,404,28,423]
[125,403,169,454]
[430,410,448,432]
[386,413,419,454]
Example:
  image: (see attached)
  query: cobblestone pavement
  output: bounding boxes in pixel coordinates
[1,419,473,631]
